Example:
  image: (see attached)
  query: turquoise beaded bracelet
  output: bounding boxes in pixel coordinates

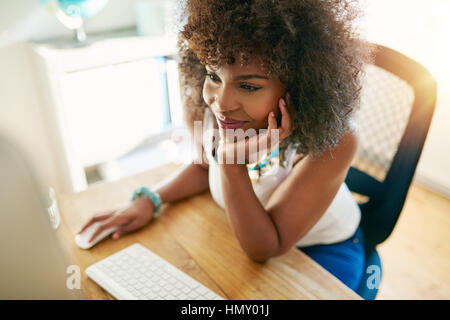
[131,186,162,216]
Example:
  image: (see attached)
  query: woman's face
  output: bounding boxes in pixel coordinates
[202,56,286,132]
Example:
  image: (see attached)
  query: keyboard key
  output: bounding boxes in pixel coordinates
[159,291,168,298]
[85,244,225,301]
[172,288,181,296]
[190,291,199,299]
[165,293,177,300]
[157,279,166,286]
[175,281,184,289]
[182,286,191,294]
[139,277,147,283]
[162,273,170,280]
[179,293,189,300]
[135,283,144,290]
[196,286,211,295]
[205,291,218,299]
[146,292,158,299]
[165,284,174,291]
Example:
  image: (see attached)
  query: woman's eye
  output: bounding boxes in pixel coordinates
[240,84,261,92]
[206,73,220,82]
[206,73,260,92]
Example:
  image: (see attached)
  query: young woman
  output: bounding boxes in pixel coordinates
[79,0,373,292]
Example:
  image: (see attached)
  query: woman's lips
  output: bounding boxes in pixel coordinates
[216,116,248,129]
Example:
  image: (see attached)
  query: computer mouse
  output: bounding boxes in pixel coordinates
[75,222,119,250]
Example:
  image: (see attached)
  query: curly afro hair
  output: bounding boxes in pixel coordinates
[177,0,374,158]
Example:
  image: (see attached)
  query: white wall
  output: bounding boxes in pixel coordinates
[359,0,450,198]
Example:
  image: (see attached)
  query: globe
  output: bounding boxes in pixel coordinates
[56,0,109,19]
[40,0,110,42]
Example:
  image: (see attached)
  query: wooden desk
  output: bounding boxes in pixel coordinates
[56,162,361,300]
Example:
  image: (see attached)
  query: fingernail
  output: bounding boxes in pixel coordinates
[270,112,275,118]
[280,98,286,106]
[113,233,119,240]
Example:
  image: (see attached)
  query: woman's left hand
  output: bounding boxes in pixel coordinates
[217,95,295,165]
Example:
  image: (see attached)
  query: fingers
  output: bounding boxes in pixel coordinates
[112,218,144,240]
[266,111,278,151]
[268,111,277,131]
[77,211,114,234]
[88,215,128,243]
[278,97,294,139]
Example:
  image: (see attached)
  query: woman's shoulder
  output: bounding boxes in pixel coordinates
[340,125,359,157]
[320,127,359,174]
[290,126,359,171]
[292,153,306,167]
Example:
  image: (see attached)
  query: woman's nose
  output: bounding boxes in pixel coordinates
[214,87,239,112]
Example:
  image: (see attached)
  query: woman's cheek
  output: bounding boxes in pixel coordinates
[202,82,213,106]
[202,83,210,105]
[245,99,277,122]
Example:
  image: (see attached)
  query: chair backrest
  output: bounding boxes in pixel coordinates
[346,44,437,249]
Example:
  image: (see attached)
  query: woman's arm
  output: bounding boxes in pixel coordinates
[155,161,209,204]
[79,144,210,241]
[219,130,358,263]
[220,164,281,262]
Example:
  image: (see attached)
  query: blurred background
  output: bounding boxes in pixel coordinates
[0,0,448,299]
[0,0,188,193]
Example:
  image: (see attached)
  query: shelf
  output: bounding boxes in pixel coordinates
[29,28,178,73]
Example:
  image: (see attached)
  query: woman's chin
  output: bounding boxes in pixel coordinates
[219,125,259,143]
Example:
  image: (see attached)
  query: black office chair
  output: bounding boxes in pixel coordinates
[345,44,437,300]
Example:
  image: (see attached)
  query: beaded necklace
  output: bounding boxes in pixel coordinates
[246,146,288,184]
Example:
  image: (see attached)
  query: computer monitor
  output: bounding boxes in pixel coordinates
[0,135,82,299]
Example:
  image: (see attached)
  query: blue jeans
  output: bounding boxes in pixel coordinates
[297,226,365,292]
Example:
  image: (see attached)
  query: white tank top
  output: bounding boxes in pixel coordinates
[202,108,361,247]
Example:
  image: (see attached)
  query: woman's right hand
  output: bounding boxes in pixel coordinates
[77,195,156,243]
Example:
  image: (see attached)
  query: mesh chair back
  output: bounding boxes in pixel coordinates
[346,44,437,248]
[353,64,415,182]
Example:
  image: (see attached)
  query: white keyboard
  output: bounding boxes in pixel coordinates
[86,243,224,300]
